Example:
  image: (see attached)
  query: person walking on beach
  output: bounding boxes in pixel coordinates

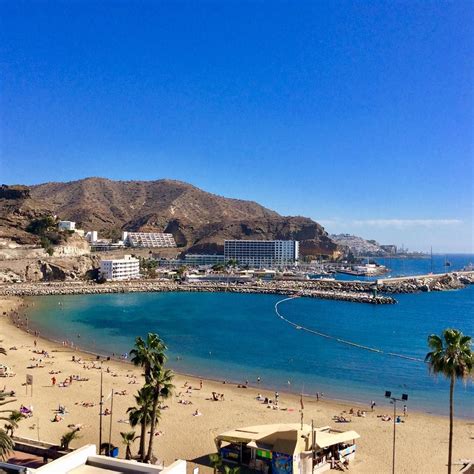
[200,379,203,390]
[371,400,376,411]
[316,392,320,402]
[403,404,407,417]
[51,376,56,386]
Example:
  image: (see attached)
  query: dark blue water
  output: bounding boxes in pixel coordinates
[25,264,474,417]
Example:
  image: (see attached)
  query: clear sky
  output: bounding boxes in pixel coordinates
[1,1,472,253]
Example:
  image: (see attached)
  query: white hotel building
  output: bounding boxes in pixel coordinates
[99,255,140,281]
[224,240,299,268]
[122,231,176,248]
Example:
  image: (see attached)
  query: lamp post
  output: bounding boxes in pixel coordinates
[98,355,112,453]
[384,391,408,474]
[98,360,104,450]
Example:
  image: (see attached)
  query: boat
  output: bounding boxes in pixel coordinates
[275,271,310,281]
[462,263,474,271]
[337,263,388,277]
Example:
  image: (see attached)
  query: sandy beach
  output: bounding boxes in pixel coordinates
[1,296,472,473]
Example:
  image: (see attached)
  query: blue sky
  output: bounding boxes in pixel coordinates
[1,1,472,252]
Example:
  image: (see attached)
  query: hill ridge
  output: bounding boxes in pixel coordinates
[3,177,338,257]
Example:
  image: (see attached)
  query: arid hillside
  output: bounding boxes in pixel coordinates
[18,178,338,256]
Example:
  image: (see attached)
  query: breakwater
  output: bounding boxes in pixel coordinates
[1,271,472,304]
[0,280,396,304]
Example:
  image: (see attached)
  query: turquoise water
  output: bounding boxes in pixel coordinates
[25,275,473,417]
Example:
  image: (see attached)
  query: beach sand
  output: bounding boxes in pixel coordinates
[1,296,472,473]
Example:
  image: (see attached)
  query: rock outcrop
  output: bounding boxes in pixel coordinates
[0,255,100,283]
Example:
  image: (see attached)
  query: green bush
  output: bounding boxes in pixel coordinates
[26,216,56,235]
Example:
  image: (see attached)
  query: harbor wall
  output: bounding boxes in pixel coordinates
[0,271,472,305]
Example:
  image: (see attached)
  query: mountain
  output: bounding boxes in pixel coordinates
[22,177,338,256]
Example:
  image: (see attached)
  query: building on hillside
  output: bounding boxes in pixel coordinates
[224,240,299,268]
[215,423,359,474]
[122,231,176,248]
[85,230,98,243]
[380,244,397,255]
[90,241,125,252]
[100,255,140,281]
[58,221,76,231]
[184,254,225,266]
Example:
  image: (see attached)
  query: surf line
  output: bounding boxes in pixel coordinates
[274,295,424,363]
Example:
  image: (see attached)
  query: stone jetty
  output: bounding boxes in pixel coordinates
[0,271,472,305]
[0,280,396,304]
[376,271,474,293]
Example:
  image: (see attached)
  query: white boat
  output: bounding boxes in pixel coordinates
[338,263,388,276]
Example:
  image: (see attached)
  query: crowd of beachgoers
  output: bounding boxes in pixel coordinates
[0,295,473,473]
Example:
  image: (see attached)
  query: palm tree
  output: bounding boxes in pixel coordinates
[130,334,166,383]
[425,328,473,474]
[145,368,174,463]
[4,410,23,437]
[60,428,81,450]
[130,333,171,462]
[0,347,14,460]
[0,350,16,428]
[0,395,15,423]
[127,386,155,462]
[0,428,13,460]
[120,431,137,460]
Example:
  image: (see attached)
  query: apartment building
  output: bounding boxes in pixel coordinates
[224,240,299,267]
[99,255,140,281]
[122,231,176,248]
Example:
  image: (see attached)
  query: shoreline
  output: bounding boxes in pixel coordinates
[1,295,473,473]
[9,294,472,421]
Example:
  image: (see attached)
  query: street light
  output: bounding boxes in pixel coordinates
[98,358,104,450]
[384,391,408,474]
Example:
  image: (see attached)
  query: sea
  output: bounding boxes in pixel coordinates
[24,254,474,418]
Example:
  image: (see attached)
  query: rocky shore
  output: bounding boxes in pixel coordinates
[376,272,474,293]
[0,279,396,304]
[0,271,471,305]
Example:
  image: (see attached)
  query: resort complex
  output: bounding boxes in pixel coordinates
[121,232,177,249]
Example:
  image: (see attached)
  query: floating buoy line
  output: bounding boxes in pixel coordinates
[274,295,425,363]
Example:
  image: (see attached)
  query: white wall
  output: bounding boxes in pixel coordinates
[34,444,96,473]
